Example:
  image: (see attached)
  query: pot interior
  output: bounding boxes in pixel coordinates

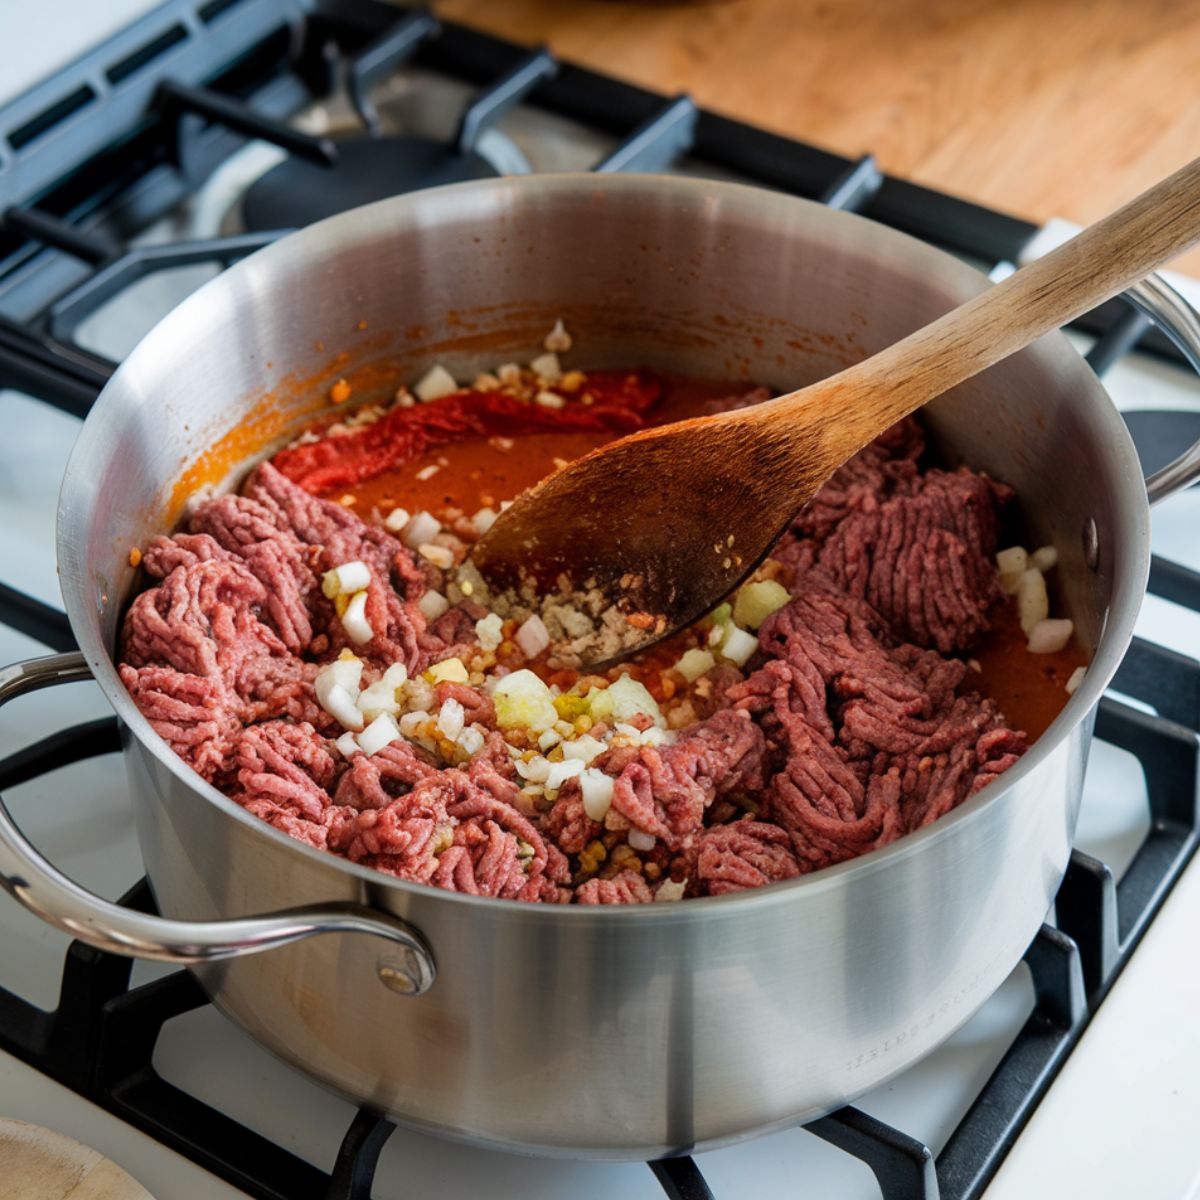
[58,173,1147,777]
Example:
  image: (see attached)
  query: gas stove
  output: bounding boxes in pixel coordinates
[2,3,1200,1198]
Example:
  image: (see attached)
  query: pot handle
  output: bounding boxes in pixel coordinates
[0,652,436,994]
[1116,274,1200,504]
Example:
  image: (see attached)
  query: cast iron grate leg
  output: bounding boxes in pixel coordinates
[808,1107,937,1200]
[1058,696,1200,1002]
[650,1155,716,1200]
[326,1109,396,1200]
[934,926,1086,1199]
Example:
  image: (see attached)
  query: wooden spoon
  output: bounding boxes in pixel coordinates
[470,155,1200,666]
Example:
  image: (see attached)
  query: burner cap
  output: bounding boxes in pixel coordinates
[241,136,500,231]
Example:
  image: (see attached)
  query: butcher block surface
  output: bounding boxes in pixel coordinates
[432,0,1200,272]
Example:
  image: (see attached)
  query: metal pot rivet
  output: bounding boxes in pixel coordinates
[1082,518,1100,570]
[377,956,419,995]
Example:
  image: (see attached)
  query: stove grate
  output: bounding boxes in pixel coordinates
[0,0,1184,359]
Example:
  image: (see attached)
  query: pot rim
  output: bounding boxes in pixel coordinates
[58,172,1151,920]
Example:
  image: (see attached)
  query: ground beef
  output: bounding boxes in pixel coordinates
[577,870,653,905]
[120,463,439,785]
[230,720,350,850]
[121,386,1028,904]
[726,570,1025,873]
[542,789,599,855]
[780,417,1009,653]
[697,821,801,894]
[608,710,766,850]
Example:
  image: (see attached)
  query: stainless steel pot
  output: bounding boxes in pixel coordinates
[3,175,1199,1159]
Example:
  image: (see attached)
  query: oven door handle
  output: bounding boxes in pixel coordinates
[0,651,436,994]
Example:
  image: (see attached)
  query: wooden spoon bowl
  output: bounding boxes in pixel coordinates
[471,154,1200,666]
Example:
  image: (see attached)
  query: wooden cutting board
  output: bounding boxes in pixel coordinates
[432,0,1200,274]
[0,1119,154,1200]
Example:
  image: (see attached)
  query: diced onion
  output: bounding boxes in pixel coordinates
[399,710,430,737]
[356,663,407,721]
[401,511,442,550]
[561,735,606,763]
[1016,569,1049,635]
[321,560,370,598]
[322,655,363,694]
[497,362,521,383]
[418,590,450,621]
[472,507,498,535]
[996,546,1029,595]
[316,660,364,720]
[402,675,436,710]
[546,757,584,792]
[493,668,557,731]
[1027,617,1074,654]
[1065,666,1087,695]
[674,648,715,683]
[384,507,411,532]
[415,463,440,481]
[318,681,364,731]
[341,590,374,644]
[436,698,466,740]
[534,389,565,409]
[381,663,408,689]
[475,612,503,650]
[628,828,656,851]
[515,755,551,783]
[419,543,454,570]
[655,879,686,902]
[538,728,562,751]
[1031,545,1059,572]
[733,580,790,630]
[639,727,673,748]
[543,319,572,353]
[607,674,665,728]
[456,725,486,756]
[580,768,614,822]
[717,624,759,668]
[426,657,469,684]
[414,364,459,402]
[515,613,551,658]
[357,712,400,756]
[335,731,361,759]
[530,351,562,382]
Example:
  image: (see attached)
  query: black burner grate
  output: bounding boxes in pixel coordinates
[1,2,1199,1198]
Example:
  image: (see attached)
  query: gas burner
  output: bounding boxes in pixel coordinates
[242,134,499,230]
[237,46,549,231]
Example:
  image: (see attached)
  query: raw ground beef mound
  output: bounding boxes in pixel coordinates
[120,407,1026,904]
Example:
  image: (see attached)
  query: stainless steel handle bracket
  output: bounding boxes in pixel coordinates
[0,652,436,993]
[1122,274,1200,504]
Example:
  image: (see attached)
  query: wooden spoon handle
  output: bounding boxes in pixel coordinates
[783,153,1200,462]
